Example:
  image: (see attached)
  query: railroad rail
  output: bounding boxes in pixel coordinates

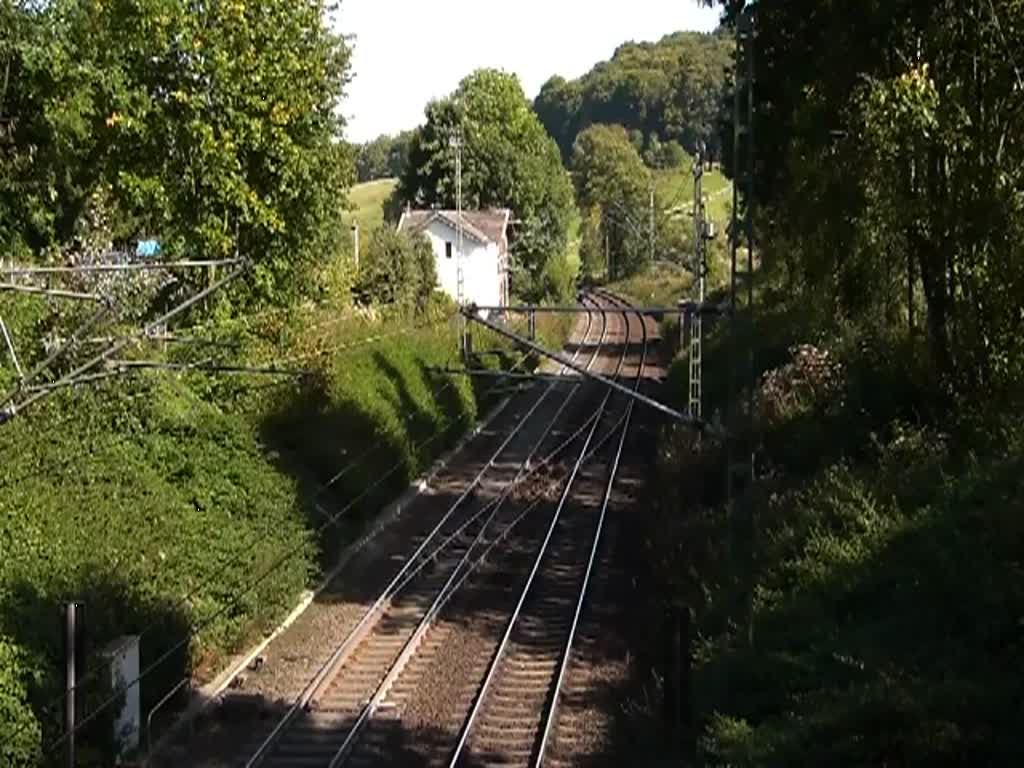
[241,296,615,767]
[447,291,646,767]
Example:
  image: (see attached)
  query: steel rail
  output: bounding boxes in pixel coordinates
[534,289,648,766]
[244,299,607,767]
[324,299,617,767]
[12,304,503,753]
[448,297,631,766]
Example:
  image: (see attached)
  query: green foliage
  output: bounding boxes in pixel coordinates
[0,376,314,754]
[397,68,574,302]
[0,637,41,767]
[534,30,733,163]
[0,309,487,758]
[355,131,413,183]
[633,256,1024,765]
[571,124,652,279]
[0,0,354,304]
[352,228,438,313]
[720,0,1024,395]
[342,178,399,233]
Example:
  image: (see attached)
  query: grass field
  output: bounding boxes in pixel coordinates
[654,163,732,225]
[343,178,398,232]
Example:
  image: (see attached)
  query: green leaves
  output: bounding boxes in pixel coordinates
[571,124,652,279]
[1,0,354,304]
[534,31,733,162]
[397,69,573,302]
[353,228,438,313]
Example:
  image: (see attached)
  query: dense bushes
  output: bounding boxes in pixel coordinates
[0,302,482,760]
[0,377,314,759]
[352,229,438,313]
[632,269,1024,765]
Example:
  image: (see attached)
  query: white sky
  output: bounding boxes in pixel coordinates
[335,1,722,143]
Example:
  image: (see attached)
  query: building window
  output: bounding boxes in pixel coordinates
[445,242,453,259]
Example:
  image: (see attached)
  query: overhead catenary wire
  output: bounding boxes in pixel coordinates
[0,282,107,302]
[316,346,532,495]
[448,299,629,765]
[2,258,246,276]
[40,380,507,757]
[249,300,607,764]
[535,292,648,765]
[105,360,316,378]
[0,301,114,410]
[1,262,250,425]
[270,311,453,369]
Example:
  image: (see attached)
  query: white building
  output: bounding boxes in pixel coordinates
[397,208,511,312]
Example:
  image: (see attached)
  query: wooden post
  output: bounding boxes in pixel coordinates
[351,222,360,272]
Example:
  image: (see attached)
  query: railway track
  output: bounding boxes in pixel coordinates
[448,291,647,768]
[240,296,619,768]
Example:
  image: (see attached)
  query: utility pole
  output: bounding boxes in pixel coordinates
[63,602,84,768]
[727,2,757,651]
[451,129,467,358]
[605,220,611,282]
[649,186,656,266]
[689,145,707,421]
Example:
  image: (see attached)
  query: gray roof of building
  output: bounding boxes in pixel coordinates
[398,209,511,246]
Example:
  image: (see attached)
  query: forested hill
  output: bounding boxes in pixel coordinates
[533,29,733,164]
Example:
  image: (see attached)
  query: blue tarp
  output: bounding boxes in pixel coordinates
[136,239,161,258]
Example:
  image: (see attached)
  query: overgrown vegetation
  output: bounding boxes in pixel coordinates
[618,1,1024,764]
[534,30,733,163]
[354,131,414,183]
[0,289,488,764]
[0,0,353,305]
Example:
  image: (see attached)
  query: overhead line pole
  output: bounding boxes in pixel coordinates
[451,128,467,359]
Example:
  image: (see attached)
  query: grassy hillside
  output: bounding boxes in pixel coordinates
[0,295,488,763]
[654,163,732,226]
[343,178,398,232]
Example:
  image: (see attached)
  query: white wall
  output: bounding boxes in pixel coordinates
[421,220,504,309]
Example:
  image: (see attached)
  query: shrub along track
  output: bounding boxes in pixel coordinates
[151,298,609,768]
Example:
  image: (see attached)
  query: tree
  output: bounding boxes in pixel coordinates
[0,0,354,305]
[355,130,413,182]
[398,69,574,302]
[709,0,1024,392]
[356,136,391,182]
[571,124,653,279]
[352,227,437,313]
[533,31,733,161]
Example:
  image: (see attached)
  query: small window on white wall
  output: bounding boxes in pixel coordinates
[445,242,453,259]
